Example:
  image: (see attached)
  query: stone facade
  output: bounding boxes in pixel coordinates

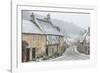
[77,28,90,55]
[22,33,64,62]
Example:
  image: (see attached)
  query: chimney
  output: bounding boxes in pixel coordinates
[46,13,51,21]
[30,13,36,23]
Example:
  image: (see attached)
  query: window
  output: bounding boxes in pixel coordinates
[33,35,35,41]
[47,35,59,44]
[33,35,39,41]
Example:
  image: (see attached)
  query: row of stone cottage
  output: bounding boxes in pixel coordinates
[77,27,90,55]
[22,12,65,62]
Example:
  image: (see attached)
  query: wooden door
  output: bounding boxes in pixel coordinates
[32,48,35,58]
[46,47,48,56]
[22,48,25,62]
[26,48,30,62]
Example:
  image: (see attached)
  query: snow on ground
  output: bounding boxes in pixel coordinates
[46,46,90,61]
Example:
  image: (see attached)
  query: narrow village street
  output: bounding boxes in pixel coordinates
[22,11,90,62]
[47,46,90,61]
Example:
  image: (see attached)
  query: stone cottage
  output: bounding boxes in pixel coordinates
[22,11,64,62]
[77,27,90,55]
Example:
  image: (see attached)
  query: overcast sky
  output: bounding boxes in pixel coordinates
[32,11,90,29]
[23,10,90,29]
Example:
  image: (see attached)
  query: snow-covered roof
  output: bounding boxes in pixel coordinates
[37,19,63,36]
[22,20,43,34]
[79,28,90,42]
[22,11,63,36]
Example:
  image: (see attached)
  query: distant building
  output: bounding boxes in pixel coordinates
[22,12,64,62]
[77,27,90,55]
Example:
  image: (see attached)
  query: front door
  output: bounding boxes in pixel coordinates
[46,47,48,56]
[26,48,30,62]
[32,48,35,58]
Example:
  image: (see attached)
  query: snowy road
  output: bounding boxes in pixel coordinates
[47,46,90,61]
